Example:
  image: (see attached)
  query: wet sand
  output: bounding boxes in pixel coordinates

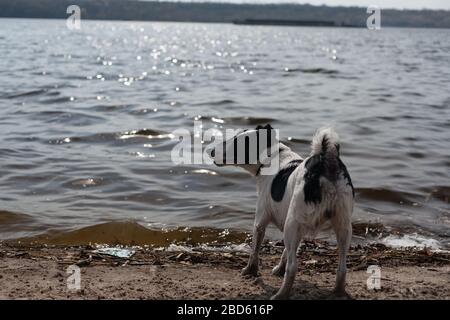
[0,241,449,300]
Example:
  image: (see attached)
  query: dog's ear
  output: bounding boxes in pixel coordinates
[255,124,274,158]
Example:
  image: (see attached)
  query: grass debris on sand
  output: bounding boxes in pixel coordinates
[0,240,448,300]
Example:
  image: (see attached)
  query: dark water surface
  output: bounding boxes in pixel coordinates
[0,19,449,248]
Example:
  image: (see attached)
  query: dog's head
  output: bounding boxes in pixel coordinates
[207,124,276,174]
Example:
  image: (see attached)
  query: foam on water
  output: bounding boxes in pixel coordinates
[382,234,443,251]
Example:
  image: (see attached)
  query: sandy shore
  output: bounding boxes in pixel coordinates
[0,242,449,300]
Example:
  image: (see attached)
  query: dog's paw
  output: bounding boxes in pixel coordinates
[271,265,285,277]
[333,288,351,299]
[241,265,258,277]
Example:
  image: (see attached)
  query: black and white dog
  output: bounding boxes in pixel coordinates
[208,125,354,299]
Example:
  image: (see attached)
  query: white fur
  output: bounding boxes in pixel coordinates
[213,127,354,299]
[311,127,339,156]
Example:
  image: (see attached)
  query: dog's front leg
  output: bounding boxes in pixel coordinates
[241,212,269,277]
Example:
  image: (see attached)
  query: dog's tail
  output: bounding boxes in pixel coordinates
[311,127,340,182]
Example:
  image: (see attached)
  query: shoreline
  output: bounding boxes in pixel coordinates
[1,2,450,29]
[1,241,448,300]
[2,219,447,250]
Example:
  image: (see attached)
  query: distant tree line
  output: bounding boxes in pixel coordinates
[0,0,449,28]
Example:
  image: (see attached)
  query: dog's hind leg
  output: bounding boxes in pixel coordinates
[241,211,270,277]
[272,248,287,277]
[331,213,352,297]
[271,217,302,300]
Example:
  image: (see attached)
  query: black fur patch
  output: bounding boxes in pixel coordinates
[338,158,355,197]
[222,126,273,165]
[303,155,355,205]
[303,155,323,204]
[325,209,334,219]
[256,124,273,161]
[271,159,303,202]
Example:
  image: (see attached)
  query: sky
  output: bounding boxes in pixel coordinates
[181,1,450,10]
